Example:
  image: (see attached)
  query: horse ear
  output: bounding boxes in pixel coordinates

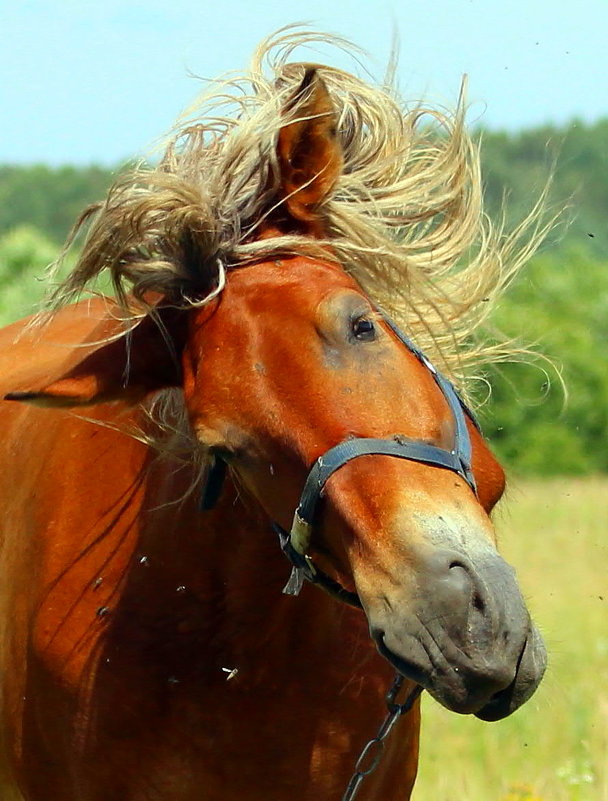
[3,304,187,408]
[276,69,343,225]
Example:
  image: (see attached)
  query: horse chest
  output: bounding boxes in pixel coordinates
[14,646,418,801]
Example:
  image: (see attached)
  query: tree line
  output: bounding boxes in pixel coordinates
[479,118,608,257]
[2,119,606,253]
[0,117,606,476]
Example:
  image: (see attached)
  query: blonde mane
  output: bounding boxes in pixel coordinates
[53,27,549,397]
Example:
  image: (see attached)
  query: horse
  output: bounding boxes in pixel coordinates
[0,30,546,801]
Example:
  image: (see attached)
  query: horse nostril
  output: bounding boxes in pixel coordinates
[472,591,486,613]
[447,559,487,615]
[445,560,471,595]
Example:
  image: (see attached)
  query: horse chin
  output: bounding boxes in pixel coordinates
[374,623,546,721]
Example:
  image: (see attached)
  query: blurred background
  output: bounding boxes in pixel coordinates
[1,1,606,799]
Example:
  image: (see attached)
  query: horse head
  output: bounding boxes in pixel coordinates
[8,67,545,724]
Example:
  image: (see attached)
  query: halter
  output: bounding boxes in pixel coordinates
[201,313,480,610]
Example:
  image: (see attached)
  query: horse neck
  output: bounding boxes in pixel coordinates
[114,467,367,690]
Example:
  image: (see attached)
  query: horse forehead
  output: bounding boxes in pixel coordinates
[227,256,361,307]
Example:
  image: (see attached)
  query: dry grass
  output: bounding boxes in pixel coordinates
[414,477,608,801]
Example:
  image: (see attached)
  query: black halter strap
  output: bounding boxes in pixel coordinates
[201,313,480,609]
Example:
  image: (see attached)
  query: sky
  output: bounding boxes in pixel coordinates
[2,0,607,165]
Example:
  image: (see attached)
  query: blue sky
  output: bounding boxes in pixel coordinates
[2,0,607,165]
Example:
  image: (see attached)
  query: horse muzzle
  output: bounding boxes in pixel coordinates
[363,536,547,721]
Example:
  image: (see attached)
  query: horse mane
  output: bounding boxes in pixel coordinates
[50,27,550,396]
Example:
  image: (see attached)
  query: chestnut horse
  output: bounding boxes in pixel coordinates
[0,32,546,801]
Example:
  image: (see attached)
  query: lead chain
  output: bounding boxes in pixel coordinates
[341,676,422,801]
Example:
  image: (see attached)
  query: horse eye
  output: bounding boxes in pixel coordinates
[351,316,376,341]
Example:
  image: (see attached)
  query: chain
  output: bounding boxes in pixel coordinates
[341,675,423,801]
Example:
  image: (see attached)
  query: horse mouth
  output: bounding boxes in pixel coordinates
[374,633,436,692]
[373,626,546,721]
[374,634,496,715]
[473,625,547,721]
[472,677,523,721]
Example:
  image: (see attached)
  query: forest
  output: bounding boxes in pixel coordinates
[0,117,606,476]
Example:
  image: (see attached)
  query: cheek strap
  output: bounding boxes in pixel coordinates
[272,426,477,606]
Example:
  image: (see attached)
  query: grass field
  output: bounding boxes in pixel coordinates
[413,477,608,801]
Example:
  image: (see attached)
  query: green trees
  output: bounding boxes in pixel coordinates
[481,247,608,474]
[0,165,114,244]
[0,226,59,322]
[479,118,608,257]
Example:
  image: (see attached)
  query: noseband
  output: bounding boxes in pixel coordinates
[202,313,480,610]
